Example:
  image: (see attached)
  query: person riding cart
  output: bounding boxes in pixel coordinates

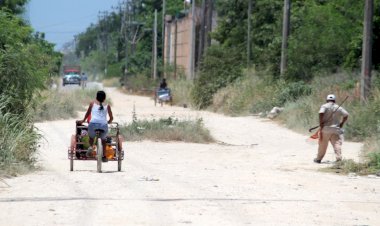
[78,91,113,162]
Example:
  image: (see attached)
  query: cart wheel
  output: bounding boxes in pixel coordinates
[115,142,122,171]
[117,150,122,171]
[70,149,74,171]
[97,138,103,173]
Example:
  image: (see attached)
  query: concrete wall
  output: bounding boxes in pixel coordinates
[164,10,199,79]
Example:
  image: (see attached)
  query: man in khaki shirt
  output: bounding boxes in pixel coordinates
[314,94,349,163]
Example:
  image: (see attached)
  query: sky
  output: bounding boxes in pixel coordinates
[27,0,120,50]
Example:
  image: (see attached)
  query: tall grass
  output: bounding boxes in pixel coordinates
[34,88,98,122]
[0,96,40,176]
[212,71,311,116]
[102,77,120,87]
[122,73,157,94]
[170,79,193,107]
[120,107,213,143]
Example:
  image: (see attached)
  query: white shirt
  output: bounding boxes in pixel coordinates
[90,102,108,124]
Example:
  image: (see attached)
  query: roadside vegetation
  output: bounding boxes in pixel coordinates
[34,89,99,122]
[120,107,213,143]
[0,1,62,175]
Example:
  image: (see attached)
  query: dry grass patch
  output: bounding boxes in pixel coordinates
[120,116,214,143]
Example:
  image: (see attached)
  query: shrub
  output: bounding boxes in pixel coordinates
[170,79,193,107]
[191,45,244,109]
[0,95,40,175]
[123,73,157,94]
[345,89,380,140]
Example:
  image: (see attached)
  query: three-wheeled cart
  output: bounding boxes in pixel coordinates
[68,121,124,172]
[154,88,173,106]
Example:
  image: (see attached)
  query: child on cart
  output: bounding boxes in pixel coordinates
[78,90,113,162]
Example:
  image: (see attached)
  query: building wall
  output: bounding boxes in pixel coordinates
[164,10,199,79]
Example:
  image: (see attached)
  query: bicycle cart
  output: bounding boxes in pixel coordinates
[68,121,124,173]
[154,88,173,106]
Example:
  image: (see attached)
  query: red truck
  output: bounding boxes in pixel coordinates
[63,65,81,75]
[63,65,81,86]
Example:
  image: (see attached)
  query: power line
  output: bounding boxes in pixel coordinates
[34,13,98,29]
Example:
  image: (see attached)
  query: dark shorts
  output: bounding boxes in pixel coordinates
[88,122,108,139]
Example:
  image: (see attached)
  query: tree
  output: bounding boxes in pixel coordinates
[0,0,28,14]
[0,10,61,114]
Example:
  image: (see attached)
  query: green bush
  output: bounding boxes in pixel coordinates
[106,61,124,78]
[191,45,244,109]
[345,89,380,140]
[0,95,40,175]
[368,151,380,170]
[277,81,312,104]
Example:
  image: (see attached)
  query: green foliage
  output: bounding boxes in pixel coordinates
[287,0,363,80]
[0,95,40,175]
[75,0,185,78]
[277,80,312,104]
[107,61,125,78]
[214,0,283,74]
[368,151,380,170]
[0,7,61,174]
[0,10,62,114]
[191,45,243,109]
[345,90,380,140]
[212,71,312,115]
[0,0,28,14]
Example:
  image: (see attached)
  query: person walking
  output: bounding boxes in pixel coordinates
[314,94,349,163]
[81,72,88,88]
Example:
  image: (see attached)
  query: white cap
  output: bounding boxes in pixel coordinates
[326,94,336,101]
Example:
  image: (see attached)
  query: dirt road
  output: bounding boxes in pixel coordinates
[1,88,379,226]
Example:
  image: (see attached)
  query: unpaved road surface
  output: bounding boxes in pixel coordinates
[1,88,379,226]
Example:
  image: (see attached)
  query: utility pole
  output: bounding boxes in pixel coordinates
[197,0,206,64]
[120,0,128,75]
[153,9,158,80]
[280,0,290,76]
[162,0,166,62]
[162,0,166,78]
[98,11,109,77]
[361,0,374,102]
[189,0,196,79]
[205,0,213,47]
[174,18,178,79]
[247,0,252,68]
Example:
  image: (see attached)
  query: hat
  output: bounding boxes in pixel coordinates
[326,94,336,101]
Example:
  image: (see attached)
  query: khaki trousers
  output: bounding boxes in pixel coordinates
[317,132,342,161]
